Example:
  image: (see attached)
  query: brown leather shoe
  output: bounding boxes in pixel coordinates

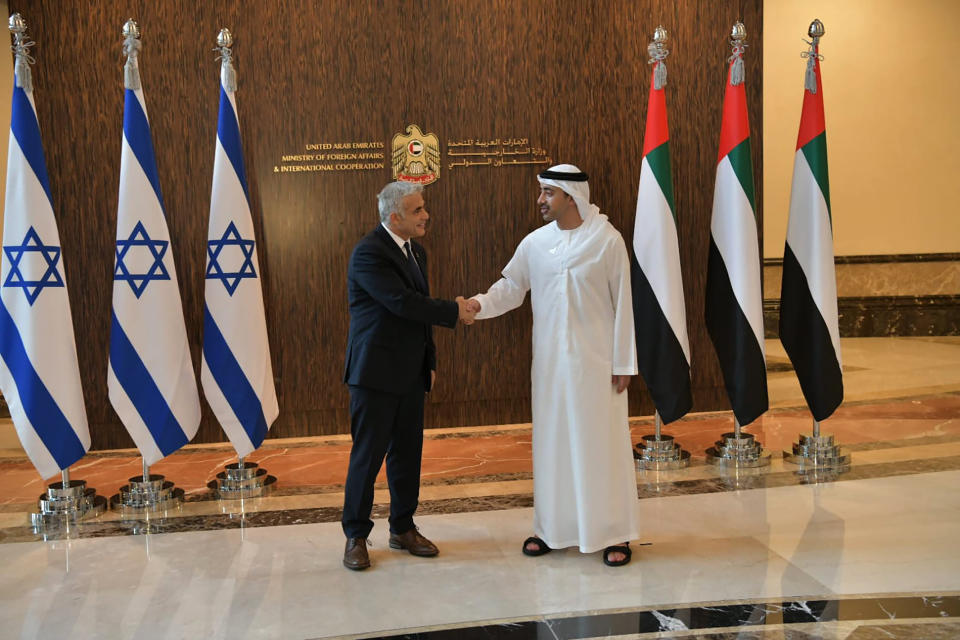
[389,528,439,557]
[343,537,370,570]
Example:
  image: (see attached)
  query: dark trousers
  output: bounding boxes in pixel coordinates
[341,383,425,539]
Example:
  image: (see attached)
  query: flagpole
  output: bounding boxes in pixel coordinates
[3,13,106,534]
[702,21,770,470]
[629,26,691,471]
[204,28,277,509]
[778,19,849,476]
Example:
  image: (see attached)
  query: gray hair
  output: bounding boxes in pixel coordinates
[377,181,423,223]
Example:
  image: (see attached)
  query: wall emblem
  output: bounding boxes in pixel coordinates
[391,124,440,185]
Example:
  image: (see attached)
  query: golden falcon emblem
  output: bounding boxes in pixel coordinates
[391,124,440,185]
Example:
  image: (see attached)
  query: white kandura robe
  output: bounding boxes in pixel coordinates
[474,213,639,552]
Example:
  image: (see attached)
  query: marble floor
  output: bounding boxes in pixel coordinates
[0,337,958,639]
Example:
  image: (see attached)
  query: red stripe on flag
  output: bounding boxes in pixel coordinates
[642,65,669,157]
[796,50,826,150]
[716,63,750,163]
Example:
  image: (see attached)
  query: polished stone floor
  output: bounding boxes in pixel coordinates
[0,337,958,639]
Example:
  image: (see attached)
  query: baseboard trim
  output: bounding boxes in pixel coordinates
[764,294,960,338]
[764,252,960,267]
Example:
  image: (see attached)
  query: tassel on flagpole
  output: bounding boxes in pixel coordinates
[647,25,669,91]
[802,18,825,94]
[215,28,237,92]
[8,13,34,92]
[728,21,748,86]
[122,18,141,91]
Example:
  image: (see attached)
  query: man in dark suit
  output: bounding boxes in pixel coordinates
[341,180,475,570]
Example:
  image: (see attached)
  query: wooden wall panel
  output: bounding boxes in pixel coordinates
[9,0,762,449]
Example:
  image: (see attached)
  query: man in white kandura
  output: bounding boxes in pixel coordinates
[466,164,639,566]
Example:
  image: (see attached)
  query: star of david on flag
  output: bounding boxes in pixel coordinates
[3,226,64,305]
[206,220,257,296]
[108,41,200,466]
[0,59,89,479]
[114,220,170,298]
[201,48,278,458]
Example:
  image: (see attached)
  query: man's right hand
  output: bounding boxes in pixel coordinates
[455,296,478,325]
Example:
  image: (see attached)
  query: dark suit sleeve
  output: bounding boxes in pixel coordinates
[351,242,458,328]
[420,249,438,375]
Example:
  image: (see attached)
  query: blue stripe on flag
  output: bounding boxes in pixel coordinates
[122,89,166,210]
[109,312,187,456]
[0,301,85,468]
[217,86,250,204]
[10,82,54,208]
[203,305,269,449]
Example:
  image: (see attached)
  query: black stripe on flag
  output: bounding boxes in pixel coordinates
[630,257,692,423]
[779,244,843,420]
[705,237,769,425]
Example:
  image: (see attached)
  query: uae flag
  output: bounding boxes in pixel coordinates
[705,53,769,426]
[631,59,692,424]
[779,47,843,420]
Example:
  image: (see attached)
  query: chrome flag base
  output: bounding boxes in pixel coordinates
[109,474,184,517]
[783,433,850,471]
[706,431,772,468]
[635,434,691,470]
[209,461,276,499]
[30,479,107,531]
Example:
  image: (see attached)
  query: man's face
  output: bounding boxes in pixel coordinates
[537,185,574,222]
[390,192,429,240]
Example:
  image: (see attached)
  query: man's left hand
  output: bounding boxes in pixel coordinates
[612,375,631,394]
[430,370,436,391]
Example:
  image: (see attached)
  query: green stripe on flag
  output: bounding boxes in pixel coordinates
[726,138,756,214]
[801,132,831,220]
[646,142,676,223]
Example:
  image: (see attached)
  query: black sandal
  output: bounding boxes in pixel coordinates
[522,536,552,556]
[603,543,631,567]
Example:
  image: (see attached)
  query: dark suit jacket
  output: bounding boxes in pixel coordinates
[343,225,458,395]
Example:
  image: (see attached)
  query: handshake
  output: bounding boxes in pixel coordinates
[455,296,481,325]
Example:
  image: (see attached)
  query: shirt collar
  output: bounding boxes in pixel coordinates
[381,222,408,252]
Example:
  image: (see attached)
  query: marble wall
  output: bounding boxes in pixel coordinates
[764,254,960,337]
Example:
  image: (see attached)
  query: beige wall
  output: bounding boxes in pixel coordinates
[1,2,957,259]
[763,0,960,258]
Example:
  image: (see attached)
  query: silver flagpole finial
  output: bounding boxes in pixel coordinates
[801,19,825,94]
[122,18,142,91]
[728,21,748,86]
[808,19,825,39]
[647,25,669,90]
[9,13,35,92]
[215,28,237,92]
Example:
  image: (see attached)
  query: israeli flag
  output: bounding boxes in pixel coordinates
[108,50,200,465]
[0,72,90,479]
[201,59,278,457]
